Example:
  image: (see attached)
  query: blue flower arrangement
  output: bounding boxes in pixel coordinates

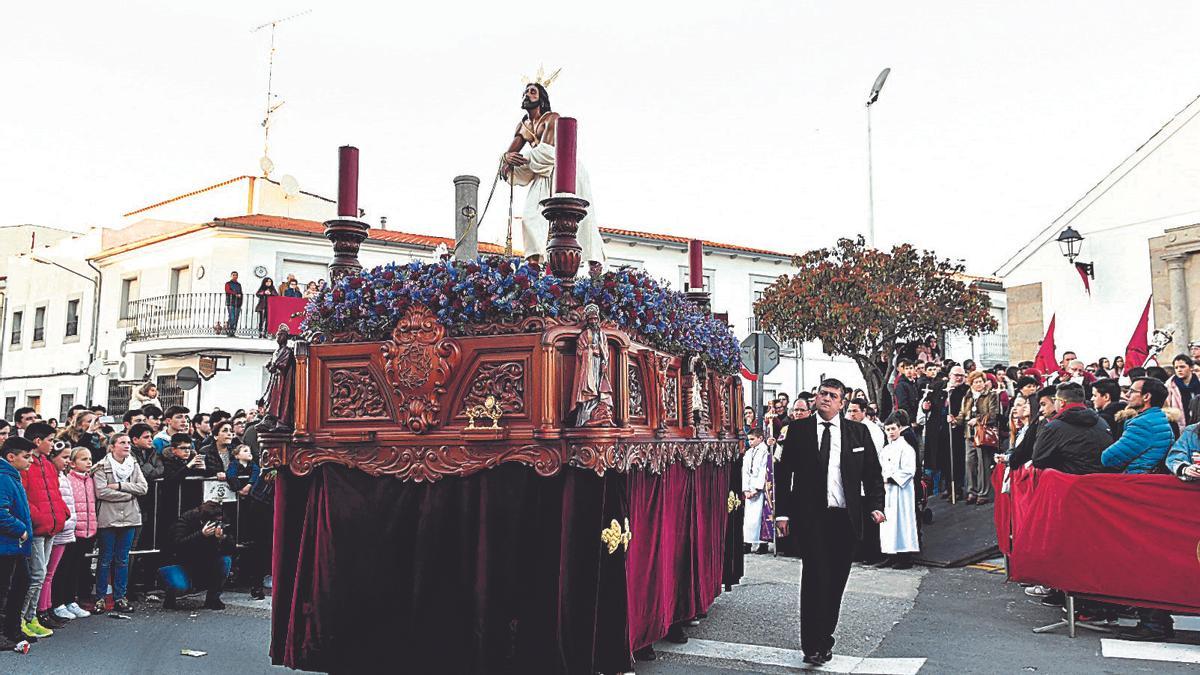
[302,256,741,374]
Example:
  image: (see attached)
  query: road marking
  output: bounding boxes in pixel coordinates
[1101,639,1200,664]
[655,637,925,674]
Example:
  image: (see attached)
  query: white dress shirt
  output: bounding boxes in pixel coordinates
[819,414,845,508]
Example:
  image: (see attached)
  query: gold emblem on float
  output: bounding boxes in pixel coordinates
[601,518,632,554]
[727,491,742,513]
[465,395,503,429]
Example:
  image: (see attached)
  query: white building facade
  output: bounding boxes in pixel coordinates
[997,92,1200,364]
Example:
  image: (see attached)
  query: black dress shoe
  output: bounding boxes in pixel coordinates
[633,645,657,661]
[665,624,688,644]
[802,652,820,665]
[754,543,770,554]
[819,650,834,664]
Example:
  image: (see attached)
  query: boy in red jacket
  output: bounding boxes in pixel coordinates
[19,423,69,639]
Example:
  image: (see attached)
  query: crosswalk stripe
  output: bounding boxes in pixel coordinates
[654,637,925,674]
[1101,639,1200,665]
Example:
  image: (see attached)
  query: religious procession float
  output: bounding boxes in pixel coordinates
[259,116,746,673]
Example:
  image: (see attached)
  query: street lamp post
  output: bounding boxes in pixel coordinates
[865,68,890,248]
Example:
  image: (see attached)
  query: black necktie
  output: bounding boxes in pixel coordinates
[819,421,832,471]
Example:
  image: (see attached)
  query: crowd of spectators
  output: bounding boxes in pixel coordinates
[0,392,273,653]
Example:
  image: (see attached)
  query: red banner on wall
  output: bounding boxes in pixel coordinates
[267,296,308,336]
[996,465,1200,613]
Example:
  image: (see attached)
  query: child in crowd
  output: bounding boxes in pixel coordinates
[877,414,920,569]
[741,429,770,554]
[226,444,259,497]
[39,443,77,626]
[0,437,35,651]
[58,449,96,618]
[19,423,70,639]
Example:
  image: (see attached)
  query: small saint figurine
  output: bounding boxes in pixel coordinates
[569,304,614,427]
[259,324,296,432]
[689,354,709,432]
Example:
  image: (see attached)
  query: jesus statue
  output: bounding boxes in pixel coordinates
[501,74,606,269]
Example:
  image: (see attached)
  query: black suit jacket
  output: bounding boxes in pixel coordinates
[775,414,885,541]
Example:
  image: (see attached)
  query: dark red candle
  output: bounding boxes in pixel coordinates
[688,239,704,291]
[555,117,577,194]
[338,145,359,218]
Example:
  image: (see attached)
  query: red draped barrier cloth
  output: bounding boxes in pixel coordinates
[626,462,730,651]
[267,296,308,335]
[996,465,1200,614]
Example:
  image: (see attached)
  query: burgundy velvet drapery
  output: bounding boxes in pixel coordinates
[270,464,630,674]
[625,462,731,651]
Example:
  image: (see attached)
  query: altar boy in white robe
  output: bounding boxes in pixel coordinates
[741,429,770,554]
[877,413,920,569]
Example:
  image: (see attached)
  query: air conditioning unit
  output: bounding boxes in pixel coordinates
[122,353,149,381]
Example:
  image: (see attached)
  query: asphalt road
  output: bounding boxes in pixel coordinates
[12,558,1198,674]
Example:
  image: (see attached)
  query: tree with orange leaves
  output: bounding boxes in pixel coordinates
[754,236,996,408]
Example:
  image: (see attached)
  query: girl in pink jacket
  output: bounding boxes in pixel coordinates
[56,450,97,617]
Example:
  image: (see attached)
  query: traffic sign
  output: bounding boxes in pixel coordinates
[176,366,201,391]
[740,332,781,376]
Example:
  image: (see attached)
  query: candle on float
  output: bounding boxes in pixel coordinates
[554,117,577,194]
[338,145,360,218]
[688,239,704,291]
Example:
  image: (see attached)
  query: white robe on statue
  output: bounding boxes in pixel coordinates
[742,441,770,544]
[879,436,920,554]
[509,142,606,266]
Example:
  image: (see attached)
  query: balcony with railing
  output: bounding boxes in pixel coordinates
[125,292,266,341]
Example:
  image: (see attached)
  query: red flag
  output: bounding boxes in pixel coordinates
[1033,314,1057,375]
[1074,263,1091,295]
[1124,297,1152,370]
[740,365,758,381]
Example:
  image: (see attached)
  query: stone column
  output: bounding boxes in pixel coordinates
[1165,255,1190,349]
[453,175,480,261]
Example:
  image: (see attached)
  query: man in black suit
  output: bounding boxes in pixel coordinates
[775,378,885,665]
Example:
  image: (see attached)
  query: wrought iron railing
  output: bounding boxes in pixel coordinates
[125,292,266,341]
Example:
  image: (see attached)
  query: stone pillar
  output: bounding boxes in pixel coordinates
[453,175,480,261]
[1166,255,1190,349]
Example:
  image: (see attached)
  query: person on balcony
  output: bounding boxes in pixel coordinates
[223,271,244,336]
[254,277,278,338]
[127,382,161,413]
[282,276,303,298]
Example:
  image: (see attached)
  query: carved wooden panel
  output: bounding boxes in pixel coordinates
[567,439,741,476]
[462,361,526,415]
[381,305,461,433]
[628,363,645,419]
[329,367,388,419]
[664,376,679,422]
[287,444,562,482]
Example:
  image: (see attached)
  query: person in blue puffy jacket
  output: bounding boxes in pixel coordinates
[1166,423,1200,481]
[1101,378,1174,474]
[0,437,35,650]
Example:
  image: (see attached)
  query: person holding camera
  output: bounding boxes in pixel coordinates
[165,500,231,610]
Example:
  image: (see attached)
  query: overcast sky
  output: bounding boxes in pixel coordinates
[4,1,1199,274]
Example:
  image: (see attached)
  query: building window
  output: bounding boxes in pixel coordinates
[120,277,139,320]
[25,394,40,413]
[59,393,74,418]
[677,266,715,294]
[32,307,46,344]
[3,397,14,421]
[65,299,80,338]
[9,311,21,346]
[169,266,191,311]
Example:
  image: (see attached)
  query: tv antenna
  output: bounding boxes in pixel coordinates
[252,9,311,177]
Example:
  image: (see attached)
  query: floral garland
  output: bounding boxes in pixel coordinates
[302,256,741,374]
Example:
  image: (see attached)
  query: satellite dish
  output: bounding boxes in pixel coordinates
[86,358,106,378]
[259,155,275,177]
[280,174,300,197]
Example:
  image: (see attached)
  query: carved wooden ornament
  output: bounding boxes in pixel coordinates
[381,305,461,433]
